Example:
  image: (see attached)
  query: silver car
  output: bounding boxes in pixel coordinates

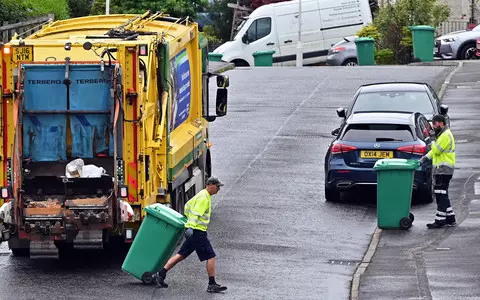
[435,26,480,60]
[326,36,358,66]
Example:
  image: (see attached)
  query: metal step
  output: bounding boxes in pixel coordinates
[30,240,59,259]
[74,230,103,250]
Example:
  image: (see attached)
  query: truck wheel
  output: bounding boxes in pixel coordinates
[11,248,29,257]
[172,184,186,215]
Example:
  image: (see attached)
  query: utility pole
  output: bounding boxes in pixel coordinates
[106,0,110,15]
[296,0,302,67]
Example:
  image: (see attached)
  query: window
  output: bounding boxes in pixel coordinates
[342,124,415,142]
[247,18,272,42]
[352,91,435,115]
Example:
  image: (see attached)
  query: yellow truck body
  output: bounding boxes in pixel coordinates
[0,12,229,258]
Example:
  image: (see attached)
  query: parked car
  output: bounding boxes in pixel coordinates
[434,26,480,60]
[324,112,435,203]
[326,36,358,66]
[332,82,449,136]
[212,0,373,67]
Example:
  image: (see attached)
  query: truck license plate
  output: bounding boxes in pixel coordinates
[12,46,34,63]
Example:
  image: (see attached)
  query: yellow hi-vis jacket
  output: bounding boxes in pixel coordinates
[426,127,456,175]
[184,189,211,231]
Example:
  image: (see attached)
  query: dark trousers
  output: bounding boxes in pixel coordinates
[434,174,455,224]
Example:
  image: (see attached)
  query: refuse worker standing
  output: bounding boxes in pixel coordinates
[154,177,228,293]
[420,114,456,229]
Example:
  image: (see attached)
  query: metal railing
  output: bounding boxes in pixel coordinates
[0,14,54,43]
[436,20,470,37]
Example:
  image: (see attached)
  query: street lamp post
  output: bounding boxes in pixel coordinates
[106,0,110,15]
[296,0,302,67]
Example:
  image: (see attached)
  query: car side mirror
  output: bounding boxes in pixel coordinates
[336,108,346,118]
[440,104,449,115]
[242,33,249,44]
[331,128,340,136]
[215,88,228,117]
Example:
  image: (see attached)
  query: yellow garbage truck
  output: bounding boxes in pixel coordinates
[0,11,229,259]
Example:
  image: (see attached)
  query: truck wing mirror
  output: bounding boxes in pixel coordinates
[217,75,229,88]
[216,89,228,117]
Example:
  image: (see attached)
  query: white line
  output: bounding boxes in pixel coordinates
[438,61,463,100]
[211,75,330,210]
[475,182,480,195]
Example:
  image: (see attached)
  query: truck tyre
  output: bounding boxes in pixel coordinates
[172,184,186,215]
[11,248,29,257]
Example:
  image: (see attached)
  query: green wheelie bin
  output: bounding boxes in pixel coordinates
[121,203,187,284]
[373,158,420,230]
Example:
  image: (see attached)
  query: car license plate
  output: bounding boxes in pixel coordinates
[12,46,34,63]
[360,150,393,159]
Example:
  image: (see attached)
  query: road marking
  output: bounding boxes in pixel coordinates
[435,248,451,251]
[456,139,468,144]
[475,182,480,195]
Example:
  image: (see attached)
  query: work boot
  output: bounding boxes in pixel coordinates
[154,272,168,288]
[446,216,457,227]
[207,283,227,293]
[426,221,446,229]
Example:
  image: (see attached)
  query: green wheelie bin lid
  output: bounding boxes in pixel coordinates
[144,203,187,229]
[373,158,420,171]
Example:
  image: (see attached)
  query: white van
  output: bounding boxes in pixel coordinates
[213,0,373,67]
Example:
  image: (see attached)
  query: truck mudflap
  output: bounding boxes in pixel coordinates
[30,240,59,259]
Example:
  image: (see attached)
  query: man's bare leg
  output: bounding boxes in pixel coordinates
[206,258,227,293]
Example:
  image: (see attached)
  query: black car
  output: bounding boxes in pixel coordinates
[332,82,449,135]
[324,112,435,203]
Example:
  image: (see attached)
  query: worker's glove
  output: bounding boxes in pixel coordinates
[184,228,193,239]
[419,156,429,164]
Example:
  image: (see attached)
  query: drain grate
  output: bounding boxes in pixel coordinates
[328,259,360,267]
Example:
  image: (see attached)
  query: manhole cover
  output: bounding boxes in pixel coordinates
[328,259,360,266]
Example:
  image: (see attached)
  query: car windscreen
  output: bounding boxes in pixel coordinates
[341,124,415,142]
[352,91,434,115]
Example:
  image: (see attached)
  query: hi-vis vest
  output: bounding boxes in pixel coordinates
[426,127,456,175]
[184,189,211,231]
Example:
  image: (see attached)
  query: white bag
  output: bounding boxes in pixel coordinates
[65,158,85,178]
[81,165,107,178]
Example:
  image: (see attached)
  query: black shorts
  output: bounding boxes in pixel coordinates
[178,229,216,262]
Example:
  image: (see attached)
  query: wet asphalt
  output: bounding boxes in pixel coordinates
[0,65,455,300]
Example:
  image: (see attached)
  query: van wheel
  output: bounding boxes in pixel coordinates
[342,59,358,66]
[232,59,250,67]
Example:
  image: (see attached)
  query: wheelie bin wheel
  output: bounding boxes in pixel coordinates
[409,213,414,222]
[400,217,413,229]
[142,272,155,285]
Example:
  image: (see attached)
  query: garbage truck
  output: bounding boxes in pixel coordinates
[0,11,229,259]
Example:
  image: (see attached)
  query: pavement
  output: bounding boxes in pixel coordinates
[0,64,462,300]
[359,61,480,300]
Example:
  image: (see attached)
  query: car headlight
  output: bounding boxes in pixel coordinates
[330,46,345,54]
[442,36,459,43]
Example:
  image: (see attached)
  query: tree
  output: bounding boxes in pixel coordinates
[90,0,208,18]
[358,0,450,64]
[0,0,32,23]
[24,0,70,20]
[68,0,92,18]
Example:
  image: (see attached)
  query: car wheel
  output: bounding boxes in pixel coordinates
[325,187,341,202]
[342,59,358,66]
[459,43,476,60]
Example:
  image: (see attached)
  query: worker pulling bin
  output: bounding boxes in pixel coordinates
[121,203,187,284]
[374,158,420,230]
